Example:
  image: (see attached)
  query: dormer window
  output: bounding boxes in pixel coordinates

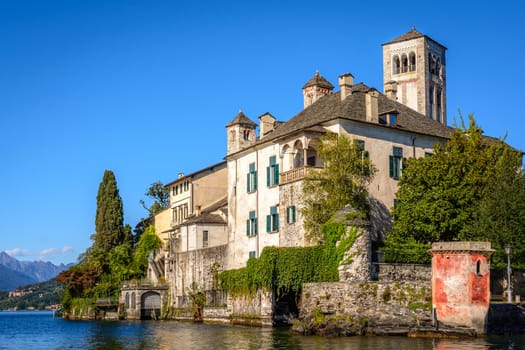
[379,112,398,126]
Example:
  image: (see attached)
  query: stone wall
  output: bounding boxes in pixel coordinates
[299,281,432,333]
[375,263,431,284]
[491,269,525,300]
[229,290,273,326]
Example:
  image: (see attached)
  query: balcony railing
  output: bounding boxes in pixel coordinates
[279,166,321,185]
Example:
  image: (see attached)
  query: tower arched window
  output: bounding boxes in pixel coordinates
[401,54,408,73]
[429,53,437,74]
[243,129,250,141]
[409,52,416,71]
[392,55,400,75]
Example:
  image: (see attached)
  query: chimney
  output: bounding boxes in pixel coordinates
[338,72,354,101]
[178,173,184,179]
[384,80,398,101]
[365,89,379,122]
[195,205,202,216]
[258,112,276,138]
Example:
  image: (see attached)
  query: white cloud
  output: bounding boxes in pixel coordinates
[5,248,33,257]
[6,246,75,260]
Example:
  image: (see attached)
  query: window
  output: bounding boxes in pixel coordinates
[425,152,433,157]
[243,129,250,141]
[389,146,403,179]
[249,251,256,259]
[267,155,279,187]
[266,206,279,232]
[247,162,257,193]
[379,114,387,125]
[401,54,408,73]
[389,113,397,126]
[246,211,258,236]
[286,205,296,224]
[356,140,369,159]
[409,52,416,71]
[203,230,209,248]
[393,55,400,74]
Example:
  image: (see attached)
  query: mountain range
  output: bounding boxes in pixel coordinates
[0,251,73,291]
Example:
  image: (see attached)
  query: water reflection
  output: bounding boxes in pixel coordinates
[1,312,524,350]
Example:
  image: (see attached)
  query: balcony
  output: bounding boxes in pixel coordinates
[279,166,321,185]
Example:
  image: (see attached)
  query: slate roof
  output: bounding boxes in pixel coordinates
[383,28,447,49]
[302,71,334,90]
[235,82,454,150]
[180,197,228,226]
[226,110,257,127]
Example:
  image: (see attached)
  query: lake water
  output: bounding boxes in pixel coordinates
[0,311,524,350]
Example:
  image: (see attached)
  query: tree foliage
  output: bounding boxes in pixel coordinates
[94,170,125,255]
[388,114,525,266]
[300,133,377,241]
[132,224,162,276]
[140,181,170,216]
[463,148,525,268]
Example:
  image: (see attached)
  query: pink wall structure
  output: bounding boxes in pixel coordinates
[430,241,494,335]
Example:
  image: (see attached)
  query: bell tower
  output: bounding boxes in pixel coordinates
[382,28,447,124]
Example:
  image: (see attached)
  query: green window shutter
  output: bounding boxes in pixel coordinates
[270,206,277,214]
[254,220,258,235]
[266,215,271,232]
[393,146,403,157]
[286,207,290,223]
[274,164,279,185]
[274,213,279,231]
[269,155,276,165]
[292,206,296,222]
[389,155,394,178]
[247,173,251,192]
[266,166,271,187]
[246,219,250,236]
[253,171,257,190]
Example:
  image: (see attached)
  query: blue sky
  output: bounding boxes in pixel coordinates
[1,0,523,265]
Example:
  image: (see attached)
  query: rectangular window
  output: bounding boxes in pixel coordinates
[246,211,258,236]
[286,205,296,224]
[356,140,369,158]
[266,156,279,187]
[203,230,209,248]
[248,251,256,259]
[266,206,279,232]
[389,146,403,180]
[247,162,257,193]
[389,113,397,126]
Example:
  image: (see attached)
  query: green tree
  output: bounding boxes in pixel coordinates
[464,148,525,268]
[132,225,162,276]
[140,181,170,216]
[300,133,376,240]
[391,115,510,243]
[93,170,125,255]
[387,115,524,265]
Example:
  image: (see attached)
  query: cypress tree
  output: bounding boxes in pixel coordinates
[94,170,125,254]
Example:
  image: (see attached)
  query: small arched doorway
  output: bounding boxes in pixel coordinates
[141,291,161,320]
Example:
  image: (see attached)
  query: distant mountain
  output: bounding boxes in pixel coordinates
[0,252,72,291]
[0,264,36,291]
